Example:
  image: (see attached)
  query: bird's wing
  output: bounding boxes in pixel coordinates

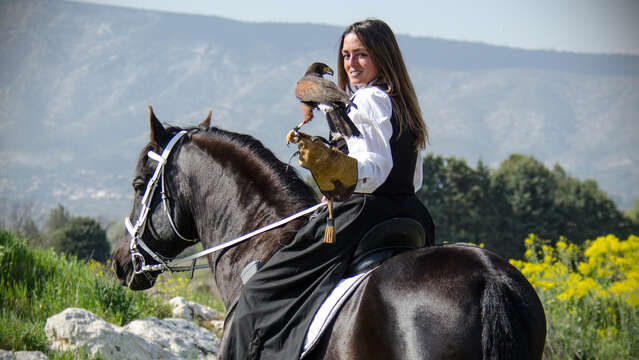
[326,106,362,141]
[295,79,325,103]
[296,77,350,105]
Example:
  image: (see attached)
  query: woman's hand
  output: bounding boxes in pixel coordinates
[296,137,358,202]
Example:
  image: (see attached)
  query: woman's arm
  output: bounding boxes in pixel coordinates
[345,87,394,193]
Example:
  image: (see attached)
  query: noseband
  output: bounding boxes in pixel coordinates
[124,130,201,281]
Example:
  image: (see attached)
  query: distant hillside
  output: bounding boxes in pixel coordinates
[1,0,637,220]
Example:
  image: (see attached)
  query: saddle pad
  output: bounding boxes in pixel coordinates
[300,267,377,358]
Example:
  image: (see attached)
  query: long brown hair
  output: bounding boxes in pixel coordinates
[337,19,428,149]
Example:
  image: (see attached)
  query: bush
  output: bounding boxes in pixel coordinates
[50,217,110,262]
[510,234,639,359]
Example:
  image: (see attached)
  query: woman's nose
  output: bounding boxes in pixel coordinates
[344,56,354,68]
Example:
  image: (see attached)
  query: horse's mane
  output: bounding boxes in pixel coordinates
[171,125,318,211]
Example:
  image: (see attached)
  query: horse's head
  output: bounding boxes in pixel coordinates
[112,106,211,290]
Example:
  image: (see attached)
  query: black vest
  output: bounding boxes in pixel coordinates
[373,112,418,195]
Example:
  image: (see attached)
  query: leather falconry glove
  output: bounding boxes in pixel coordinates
[296,133,357,202]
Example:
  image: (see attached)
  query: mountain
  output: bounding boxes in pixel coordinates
[1,0,638,221]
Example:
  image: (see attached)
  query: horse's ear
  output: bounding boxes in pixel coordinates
[148,105,170,145]
[199,110,212,130]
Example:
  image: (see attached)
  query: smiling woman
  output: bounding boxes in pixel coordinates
[341,33,378,88]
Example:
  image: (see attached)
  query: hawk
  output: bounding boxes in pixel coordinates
[290,62,361,149]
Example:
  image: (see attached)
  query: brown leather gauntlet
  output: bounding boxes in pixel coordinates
[297,136,357,202]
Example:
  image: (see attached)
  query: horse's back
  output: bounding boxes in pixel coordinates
[311,244,546,360]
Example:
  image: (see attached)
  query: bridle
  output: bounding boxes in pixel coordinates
[123,129,327,284]
[124,130,203,283]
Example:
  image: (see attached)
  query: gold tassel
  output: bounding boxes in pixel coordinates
[324,199,336,244]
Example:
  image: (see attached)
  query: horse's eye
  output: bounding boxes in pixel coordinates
[132,178,146,192]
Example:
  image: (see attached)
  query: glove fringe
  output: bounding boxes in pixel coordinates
[324,199,336,244]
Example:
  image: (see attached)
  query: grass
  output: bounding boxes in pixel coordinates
[145,242,226,313]
[0,229,225,358]
[0,230,171,358]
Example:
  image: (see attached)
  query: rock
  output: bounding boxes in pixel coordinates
[45,308,219,360]
[169,296,222,322]
[0,350,48,360]
[207,319,225,337]
[126,317,219,360]
[14,352,48,360]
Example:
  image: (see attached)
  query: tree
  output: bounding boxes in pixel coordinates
[0,199,45,246]
[626,199,639,224]
[490,154,562,256]
[417,153,636,260]
[418,154,493,245]
[50,217,110,262]
[45,204,71,233]
[20,217,44,246]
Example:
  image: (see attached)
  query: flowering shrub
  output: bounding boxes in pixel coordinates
[510,234,639,359]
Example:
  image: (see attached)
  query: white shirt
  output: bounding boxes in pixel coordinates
[345,86,424,193]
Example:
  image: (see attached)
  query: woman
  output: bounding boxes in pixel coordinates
[222,18,434,360]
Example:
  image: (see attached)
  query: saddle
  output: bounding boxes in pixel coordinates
[241,217,427,283]
[347,217,427,275]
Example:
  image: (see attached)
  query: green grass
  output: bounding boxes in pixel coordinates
[0,230,171,357]
[145,242,226,314]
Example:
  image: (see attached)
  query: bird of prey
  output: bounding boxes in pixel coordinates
[294,62,352,128]
[290,62,361,148]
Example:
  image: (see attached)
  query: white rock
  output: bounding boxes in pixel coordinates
[0,351,49,360]
[125,317,219,360]
[169,296,221,322]
[207,319,225,335]
[44,308,180,359]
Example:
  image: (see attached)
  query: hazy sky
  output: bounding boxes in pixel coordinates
[71,0,639,55]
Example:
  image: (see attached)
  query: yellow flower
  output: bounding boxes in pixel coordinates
[524,235,534,247]
[610,278,639,306]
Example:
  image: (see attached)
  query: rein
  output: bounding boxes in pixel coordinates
[124,129,327,279]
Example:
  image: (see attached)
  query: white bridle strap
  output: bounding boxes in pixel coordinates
[126,130,188,240]
[125,130,190,273]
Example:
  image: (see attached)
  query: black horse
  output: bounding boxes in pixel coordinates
[112,108,546,359]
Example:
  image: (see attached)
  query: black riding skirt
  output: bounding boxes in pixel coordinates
[222,193,434,360]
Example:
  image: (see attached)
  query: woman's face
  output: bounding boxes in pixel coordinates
[342,32,378,88]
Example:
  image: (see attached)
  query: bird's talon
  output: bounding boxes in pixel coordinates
[286,128,301,144]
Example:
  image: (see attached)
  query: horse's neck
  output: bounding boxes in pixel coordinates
[178,139,314,307]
